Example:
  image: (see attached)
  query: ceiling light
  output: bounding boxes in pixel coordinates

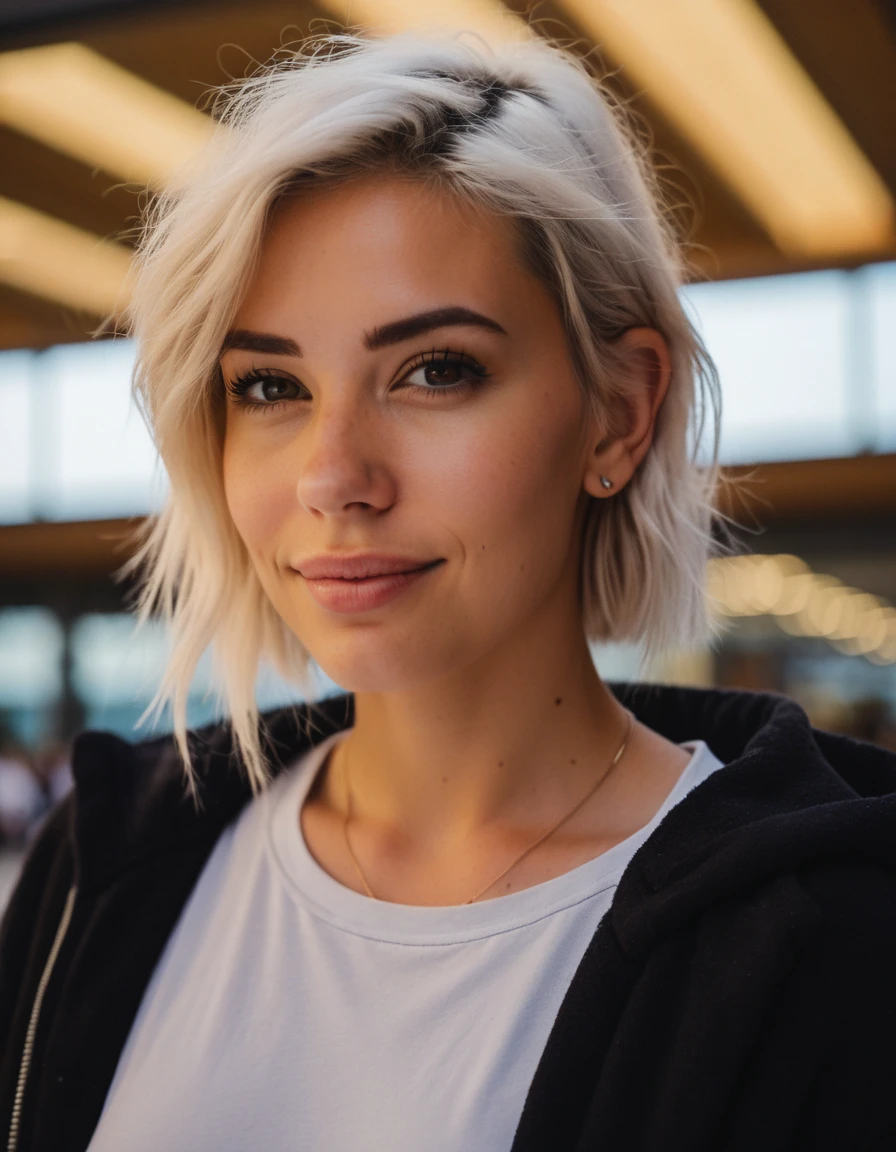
[706,554,896,664]
[0,42,213,189]
[561,0,895,258]
[0,197,132,316]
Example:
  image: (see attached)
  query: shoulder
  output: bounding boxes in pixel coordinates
[800,855,896,960]
[0,797,76,1046]
[0,795,75,941]
[782,860,896,1144]
[778,857,896,1073]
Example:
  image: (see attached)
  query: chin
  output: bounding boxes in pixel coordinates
[306,632,456,695]
[313,660,436,696]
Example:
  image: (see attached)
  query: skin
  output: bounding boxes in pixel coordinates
[221,173,690,906]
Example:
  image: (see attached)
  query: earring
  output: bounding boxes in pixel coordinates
[599,475,613,490]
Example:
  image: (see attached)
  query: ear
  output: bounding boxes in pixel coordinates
[582,327,672,499]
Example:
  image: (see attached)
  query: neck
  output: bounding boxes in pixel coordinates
[329,609,631,844]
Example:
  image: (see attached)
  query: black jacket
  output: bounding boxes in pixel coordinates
[2,682,896,1152]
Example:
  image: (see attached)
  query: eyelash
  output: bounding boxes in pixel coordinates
[224,348,490,415]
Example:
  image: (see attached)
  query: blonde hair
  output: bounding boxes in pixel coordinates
[117,29,723,797]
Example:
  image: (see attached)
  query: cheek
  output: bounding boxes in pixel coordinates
[221,431,291,561]
[418,390,583,566]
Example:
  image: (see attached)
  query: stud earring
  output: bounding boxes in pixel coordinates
[599,475,613,490]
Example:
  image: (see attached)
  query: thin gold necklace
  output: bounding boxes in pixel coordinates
[338,708,635,906]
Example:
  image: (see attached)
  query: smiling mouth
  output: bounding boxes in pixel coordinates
[299,559,444,613]
[332,561,442,581]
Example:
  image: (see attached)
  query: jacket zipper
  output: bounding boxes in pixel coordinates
[6,884,77,1152]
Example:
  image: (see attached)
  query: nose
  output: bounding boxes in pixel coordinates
[296,398,397,518]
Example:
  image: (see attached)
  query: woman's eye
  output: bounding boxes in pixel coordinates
[400,353,488,394]
[224,352,488,412]
[226,370,303,412]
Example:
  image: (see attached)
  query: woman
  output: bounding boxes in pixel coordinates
[2,30,895,1152]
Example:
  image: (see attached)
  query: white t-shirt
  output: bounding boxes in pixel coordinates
[87,730,725,1152]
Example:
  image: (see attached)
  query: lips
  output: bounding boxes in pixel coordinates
[333,564,435,585]
[296,557,444,614]
[296,554,441,580]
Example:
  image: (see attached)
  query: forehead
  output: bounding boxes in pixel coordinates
[236,174,534,328]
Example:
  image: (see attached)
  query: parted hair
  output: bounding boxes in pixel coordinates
[117,29,723,796]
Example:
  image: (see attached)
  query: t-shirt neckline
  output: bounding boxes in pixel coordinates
[267,729,721,946]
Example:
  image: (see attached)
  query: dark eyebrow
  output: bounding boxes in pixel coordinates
[221,329,302,356]
[220,307,507,359]
[364,307,507,351]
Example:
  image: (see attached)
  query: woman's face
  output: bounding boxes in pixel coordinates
[221,174,602,691]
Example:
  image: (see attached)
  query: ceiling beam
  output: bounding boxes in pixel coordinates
[557,0,895,260]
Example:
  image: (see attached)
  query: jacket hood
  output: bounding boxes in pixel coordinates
[68,682,896,954]
[606,683,896,958]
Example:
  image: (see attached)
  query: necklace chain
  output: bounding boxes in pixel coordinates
[339,708,635,906]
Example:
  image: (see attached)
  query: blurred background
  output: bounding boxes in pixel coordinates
[1,0,895,901]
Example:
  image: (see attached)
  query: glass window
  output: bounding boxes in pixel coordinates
[0,608,64,746]
[683,270,853,464]
[1,263,894,526]
[869,262,896,454]
[49,340,167,521]
[0,608,63,705]
[0,351,32,525]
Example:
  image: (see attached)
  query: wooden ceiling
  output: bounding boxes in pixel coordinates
[1,0,895,351]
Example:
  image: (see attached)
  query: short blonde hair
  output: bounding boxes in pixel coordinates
[118,30,723,796]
